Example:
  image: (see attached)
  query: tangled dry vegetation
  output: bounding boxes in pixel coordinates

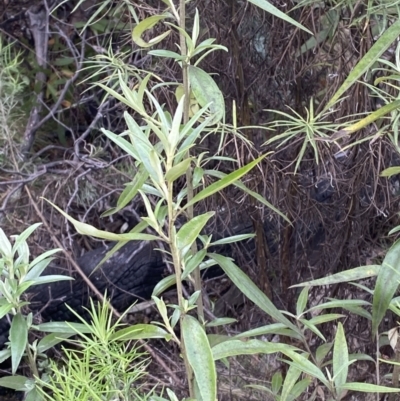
[1,0,400,399]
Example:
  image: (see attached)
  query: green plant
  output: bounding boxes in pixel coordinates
[0,224,75,400]
[38,297,154,401]
[41,2,400,401]
[264,99,346,173]
[0,36,28,166]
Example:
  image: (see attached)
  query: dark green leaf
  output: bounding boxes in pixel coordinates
[183,316,216,401]
[10,313,28,374]
[373,239,400,336]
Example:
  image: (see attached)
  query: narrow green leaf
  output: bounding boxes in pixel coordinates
[11,223,42,257]
[373,239,400,335]
[188,65,225,125]
[292,265,380,287]
[306,299,370,314]
[288,379,312,401]
[23,257,55,283]
[205,169,290,223]
[324,19,400,111]
[333,323,349,399]
[316,342,333,365]
[28,275,73,285]
[283,351,328,386]
[186,156,265,209]
[102,128,140,160]
[0,303,13,320]
[37,333,74,353]
[206,318,237,327]
[106,169,148,216]
[300,319,326,341]
[165,158,192,183]
[235,323,303,341]
[0,376,33,391]
[183,249,207,280]
[169,95,185,151]
[35,321,92,334]
[246,384,276,396]
[176,212,215,253]
[96,82,140,114]
[212,339,299,360]
[339,100,400,135]
[271,371,283,393]
[0,349,11,364]
[43,199,160,242]
[341,382,400,393]
[308,314,345,325]
[381,166,400,177]
[148,49,184,60]
[0,228,12,258]
[296,287,309,316]
[182,316,216,401]
[152,274,176,296]
[210,233,255,246]
[10,313,28,374]
[192,9,200,46]
[209,253,300,333]
[281,365,301,401]
[132,15,170,48]
[149,149,164,184]
[247,0,312,34]
[137,74,152,113]
[111,324,170,341]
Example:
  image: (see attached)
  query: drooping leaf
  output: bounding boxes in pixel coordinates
[210,234,255,246]
[176,212,214,254]
[292,265,381,287]
[281,365,302,401]
[209,253,300,334]
[381,166,400,177]
[186,156,265,209]
[0,303,13,320]
[35,321,92,334]
[102,169,149,217]
[247,0,312,34]
[183,316,216,401]
[165,158,192,183]
[341,382,400,393]
[152,274,177,296]
[316,342,333,365]
[111,324,171,341]
[132,15,171,48]
[235,323,303,341]
[10,313,28,374]
[334,100,400,136]
[372,239,400,336]
[206,318,237,327]
[188,65,225,125]
[206,169,290,223]
[43,199,160,242]
[27,275,73,286]
[324,19,400,111]
[182,249,207,280]
[37,333,74,353]
[0,376,33,391]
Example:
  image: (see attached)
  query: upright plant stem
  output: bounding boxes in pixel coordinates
[177,0,199,396]
[179,0,205,322]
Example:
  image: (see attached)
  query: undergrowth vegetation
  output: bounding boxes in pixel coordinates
[2,0,400,400]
